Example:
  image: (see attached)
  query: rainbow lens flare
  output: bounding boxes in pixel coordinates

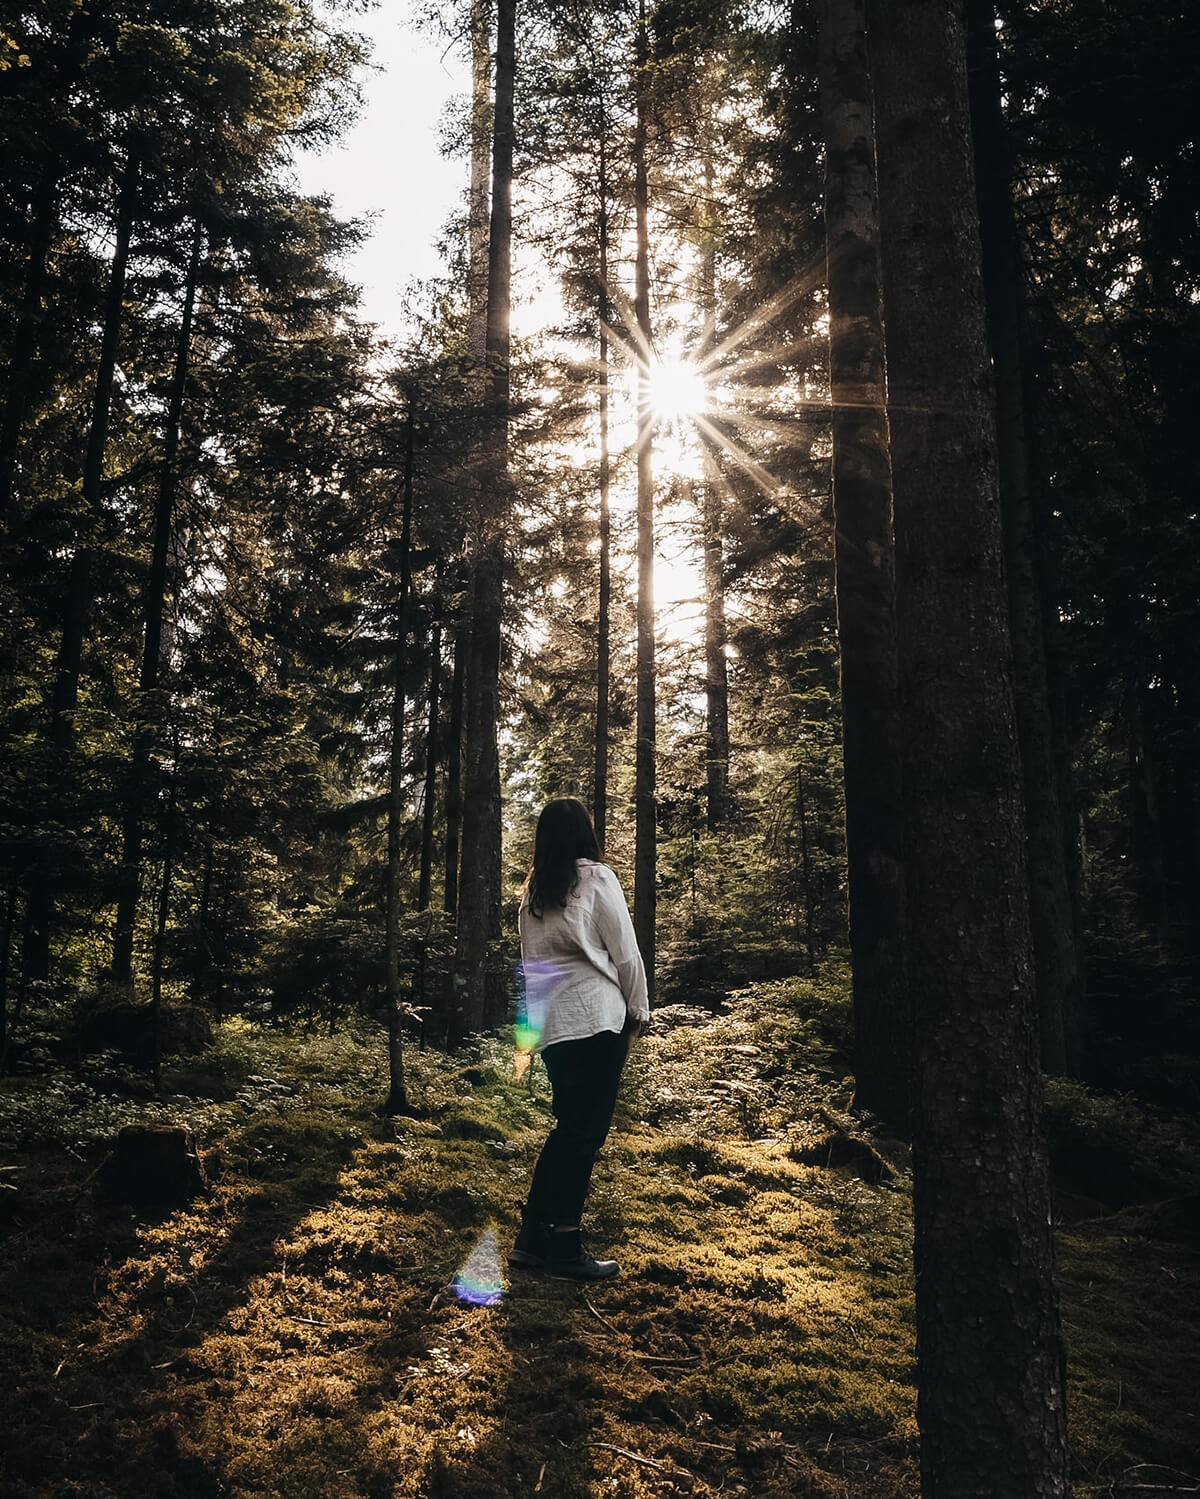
[514,959,563,1055]
[452,1229,504,1307]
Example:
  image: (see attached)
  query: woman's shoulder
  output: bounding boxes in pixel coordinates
[576,860,621,892]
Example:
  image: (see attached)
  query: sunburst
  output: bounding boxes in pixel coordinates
[594,254,828,513]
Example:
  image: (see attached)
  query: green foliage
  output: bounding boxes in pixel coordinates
[1044,1077,1200,1211]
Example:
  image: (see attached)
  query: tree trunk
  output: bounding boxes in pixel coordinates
[699,147,731,833]
[415,605,443,1041]
[866,2,1072,1493]
[0,867,19,1072]
[0,150,59,524]
[383,394,417,1114]
[443,577,469,920]
[632,0,657,1003]
[467,0,492,369]
[23,147,139,984]
[818,0,909,1129]
[966,0,1081,1078]
[593,125,612,855]
[1128,676,1170,952]
[454,0,514,1037]
[112,219,203,983]
[150,745,179,1096]
[419,608,443,913]
[795,757,816,971]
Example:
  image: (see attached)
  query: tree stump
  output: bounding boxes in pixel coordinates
[99,1124,207,1207]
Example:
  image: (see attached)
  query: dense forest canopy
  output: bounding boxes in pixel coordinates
[1,0,1198,1493]
[1,0,1194,1086]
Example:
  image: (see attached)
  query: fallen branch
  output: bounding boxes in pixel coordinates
[582,1296,620,1334]
[585,1441,697,1485]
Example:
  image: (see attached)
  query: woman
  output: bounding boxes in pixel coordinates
[510,797,649,1282]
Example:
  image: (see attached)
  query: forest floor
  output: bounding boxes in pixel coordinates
[1,970,1198,1499]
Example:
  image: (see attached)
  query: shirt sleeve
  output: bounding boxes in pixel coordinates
[590,866,650,1021]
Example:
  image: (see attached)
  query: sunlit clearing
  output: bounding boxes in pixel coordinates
[650,353,709,426]
[452,1229,504,1307]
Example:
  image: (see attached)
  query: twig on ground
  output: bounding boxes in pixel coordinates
[584,1441,697,1484]
[582,1296,620,1334]
[53,1343,85,1378]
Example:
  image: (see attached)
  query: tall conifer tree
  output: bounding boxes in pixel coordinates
[866,0,1071,1490]
[818,0,908,1128]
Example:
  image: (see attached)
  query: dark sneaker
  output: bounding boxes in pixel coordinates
[546,1229,620,1282]
[508,1203,551,1270]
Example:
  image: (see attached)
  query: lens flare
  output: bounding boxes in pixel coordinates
[514,959,563,1055]
[452,1229,504,1307]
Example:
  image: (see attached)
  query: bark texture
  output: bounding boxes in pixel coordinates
[454,0,514,1036]
[818,0,909,1129]
[866,1,1072,1493]
[966,0,1082,1077]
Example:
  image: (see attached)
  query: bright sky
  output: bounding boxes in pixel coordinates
[292,3,709,637]
[292,2,469,340]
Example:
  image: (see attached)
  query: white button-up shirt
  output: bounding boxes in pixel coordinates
[517,859,650,1051]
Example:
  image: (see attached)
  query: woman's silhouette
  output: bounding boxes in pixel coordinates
[511,797,649,1280]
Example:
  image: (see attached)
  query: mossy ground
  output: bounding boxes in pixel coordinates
[1,977,1196,1498]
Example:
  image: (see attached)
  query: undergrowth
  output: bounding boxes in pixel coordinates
[0,973,1196,1498]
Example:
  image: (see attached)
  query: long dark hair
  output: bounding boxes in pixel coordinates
[525,797,601,917]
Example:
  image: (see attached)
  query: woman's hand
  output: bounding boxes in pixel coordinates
[622,1015,650,1056]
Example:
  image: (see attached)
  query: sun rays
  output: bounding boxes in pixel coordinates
[592,254,828,515]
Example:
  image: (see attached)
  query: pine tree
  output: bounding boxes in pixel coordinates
[866,0,1071,1489]
[817,0,908,1129]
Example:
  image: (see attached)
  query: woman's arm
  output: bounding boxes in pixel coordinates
[591,866,650,1023]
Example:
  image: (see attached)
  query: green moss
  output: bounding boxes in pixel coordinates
[1,973,1196,1499]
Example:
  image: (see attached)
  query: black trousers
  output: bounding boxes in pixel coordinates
[527,1027,627,1227]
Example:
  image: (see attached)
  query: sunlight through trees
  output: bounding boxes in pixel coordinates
[0,0,1197,1494]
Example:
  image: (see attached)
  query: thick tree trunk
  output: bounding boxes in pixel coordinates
[866,2,1071,1494]
[818,0,909,1129]
[383,396,417,1114]
[112,219,203,983]
[699,148,731,833]
[593,127,612,855]
[454,0,514,1037]
[632,0,657,1002]
[23,148,139,984]
[967,0,1081,1077]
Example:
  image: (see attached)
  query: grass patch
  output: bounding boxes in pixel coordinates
[0,974,1196,1497]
